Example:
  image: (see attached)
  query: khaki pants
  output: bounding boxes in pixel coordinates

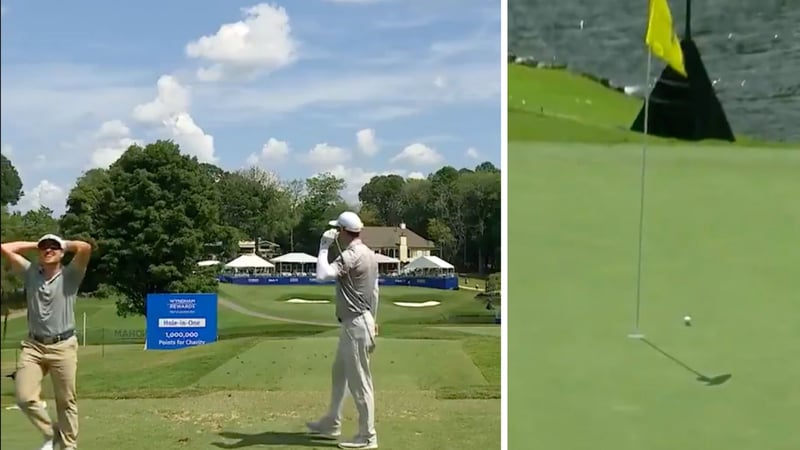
[16,335,79,450]
[322,311,377,441]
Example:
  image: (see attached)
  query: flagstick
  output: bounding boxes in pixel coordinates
[629,51,653,340]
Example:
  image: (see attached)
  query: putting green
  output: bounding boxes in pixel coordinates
[508,141,800,450]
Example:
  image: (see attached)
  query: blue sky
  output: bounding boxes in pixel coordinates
[0,0,501,215]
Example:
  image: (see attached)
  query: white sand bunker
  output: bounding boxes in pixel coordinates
[285,298,330,304]
[393,301,441,308]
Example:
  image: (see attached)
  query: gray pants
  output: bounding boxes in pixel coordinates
[322,311,377,440]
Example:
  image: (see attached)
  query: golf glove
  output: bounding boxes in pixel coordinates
[319,229,338,250]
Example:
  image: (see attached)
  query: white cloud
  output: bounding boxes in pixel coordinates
[88,120,140,169]
[373,16,437,30]
[390,143,443,166]
[185,3,297,81]
[262,138,290,160]
[356,128,379,156]
[411,134,460,144]
[356,106,421,121]
[408,171,426,180]
[301,143,350,168]
[132,75,190,124]
[0,6,498,186]
[200,62,499,120]
[95,119,130,140]
[18,179,66,213]
[429,34,498,61]
[245,153,260,166]
[466,147,479,159]
[247,137,291,165]
[1,59,496,139]
[0,67,152,142]
[163,113,217,163]
[132,76,217,163]
[90,145,134,169]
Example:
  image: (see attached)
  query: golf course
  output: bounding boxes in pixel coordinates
[508,63,799,449]
[1,285,500,449]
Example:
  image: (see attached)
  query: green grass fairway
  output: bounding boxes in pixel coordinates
[195,338,488,391]
[219,285,489,327]
[508,142,800,449]
[430,326,501,337]
[1,391,499,449]
[1,285,499,449]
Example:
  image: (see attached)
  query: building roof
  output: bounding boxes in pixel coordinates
[270,252,318,264]
[225,254,275,268]
[360,226,436,249]
[405,255,454,270]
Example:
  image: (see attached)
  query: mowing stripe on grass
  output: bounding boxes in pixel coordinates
[430,326,501,337]
[1,391,500,450]
[195,337,488,392]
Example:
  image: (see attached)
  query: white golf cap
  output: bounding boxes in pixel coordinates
[37,233,65,249]
[328,211,364,233]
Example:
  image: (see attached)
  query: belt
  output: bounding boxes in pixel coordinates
[29,329,75,345]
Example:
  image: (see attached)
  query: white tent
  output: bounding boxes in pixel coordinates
[270,252,316,276]
[402,255,456,277]
[197,260,221,267]
[226,254,274,268]
[405,255,454,270]
[374,253,400,264]
[374,253,401,275]
[224,254,275,275]
[270,252,318,264]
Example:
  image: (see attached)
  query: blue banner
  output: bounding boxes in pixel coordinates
[145,293,218,350]
[217,275,459,290]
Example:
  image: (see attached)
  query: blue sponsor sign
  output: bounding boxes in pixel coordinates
[217,275,458,289]
[145,293,218,350]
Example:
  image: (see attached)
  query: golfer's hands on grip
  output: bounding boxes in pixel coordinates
[319,229,338,250]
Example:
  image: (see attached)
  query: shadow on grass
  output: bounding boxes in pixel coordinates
[212,431,337,448]
[640,338,732,387]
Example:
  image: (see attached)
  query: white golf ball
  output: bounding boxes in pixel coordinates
[684,315,692,323]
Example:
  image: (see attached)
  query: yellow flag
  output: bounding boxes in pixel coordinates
[646,0,688,77]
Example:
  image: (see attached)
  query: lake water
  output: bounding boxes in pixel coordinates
[509,0,800,143]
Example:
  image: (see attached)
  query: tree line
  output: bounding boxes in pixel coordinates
[1,141,500,316]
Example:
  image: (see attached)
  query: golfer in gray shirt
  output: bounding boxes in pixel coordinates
[1,234,92,450]
[306,211,380,449]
